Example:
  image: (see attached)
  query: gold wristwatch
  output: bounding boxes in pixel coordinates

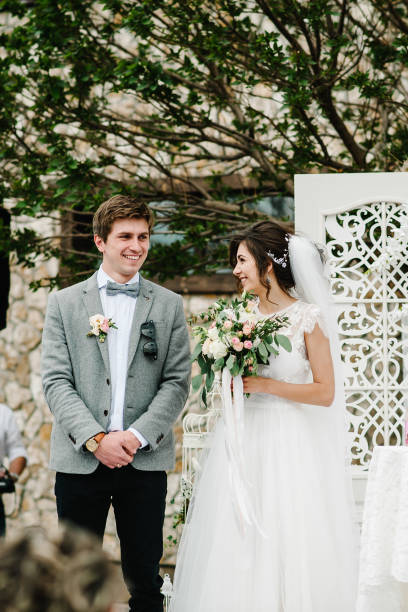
[85,432,105,453]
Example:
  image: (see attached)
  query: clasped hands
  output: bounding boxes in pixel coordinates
[95,430,141,469]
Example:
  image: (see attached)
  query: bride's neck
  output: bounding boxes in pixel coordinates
[257,285,294,315]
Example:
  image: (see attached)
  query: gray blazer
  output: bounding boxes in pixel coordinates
[41,273,191,474]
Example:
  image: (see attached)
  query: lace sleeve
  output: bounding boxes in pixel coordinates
[302,303,328,337]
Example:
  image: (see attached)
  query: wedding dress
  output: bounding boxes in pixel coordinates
[170,299,358,612]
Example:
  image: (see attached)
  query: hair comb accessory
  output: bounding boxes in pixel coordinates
[266,234,290,268]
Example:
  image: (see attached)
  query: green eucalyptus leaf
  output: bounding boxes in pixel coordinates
[226,354,236,370]
[258,342,268,360]
[276,334,292,352]
[191,342,203,361]
[201,385,207,408]
[231,362,240,376]
[205,368,215,391]
[213,357,225,370]
[191,374,202,392]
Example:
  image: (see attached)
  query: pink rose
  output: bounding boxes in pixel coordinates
[243,340,253,349]
[248,365,254,372]
[234,341,244,352]
[224,320,233,330]
[100,318,110,333]
[242,324,252,336]
[231,336,240,344]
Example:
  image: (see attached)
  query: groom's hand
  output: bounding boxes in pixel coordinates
[94,431,140,469]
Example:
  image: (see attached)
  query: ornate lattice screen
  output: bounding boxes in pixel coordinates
[326,201,408,473]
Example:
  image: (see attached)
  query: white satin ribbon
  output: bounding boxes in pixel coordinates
[222,368,265,537]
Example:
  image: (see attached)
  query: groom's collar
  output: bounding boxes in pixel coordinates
[96,265,140,289]
[83,270,152,299]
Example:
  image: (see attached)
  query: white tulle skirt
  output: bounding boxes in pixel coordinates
[170,394,358,612]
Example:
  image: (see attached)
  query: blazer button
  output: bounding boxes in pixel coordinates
[106,378,110,385]
[104,410,108,416]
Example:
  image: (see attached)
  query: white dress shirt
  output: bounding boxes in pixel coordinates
[97,266,148,448]
[0,404,27,464]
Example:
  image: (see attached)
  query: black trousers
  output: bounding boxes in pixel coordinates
[55,464,167,612]
[0,497,5,537]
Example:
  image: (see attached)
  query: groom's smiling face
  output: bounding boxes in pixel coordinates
[94,217,150,283]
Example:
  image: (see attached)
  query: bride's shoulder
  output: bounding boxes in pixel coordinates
[290,301,324,334]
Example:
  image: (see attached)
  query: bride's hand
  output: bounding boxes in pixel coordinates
[242,376,270,394]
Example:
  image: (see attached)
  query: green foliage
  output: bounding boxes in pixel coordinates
[1,0,407,286]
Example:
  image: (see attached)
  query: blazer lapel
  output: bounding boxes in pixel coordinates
[82,272,110,375]
[127,277,154,369]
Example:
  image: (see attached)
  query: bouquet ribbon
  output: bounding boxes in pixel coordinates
[222,368,265,537]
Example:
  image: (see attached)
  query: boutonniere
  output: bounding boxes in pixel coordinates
[87,314,117,343]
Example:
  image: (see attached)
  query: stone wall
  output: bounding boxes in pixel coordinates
[0,260,215,565]
[0,260,58,535]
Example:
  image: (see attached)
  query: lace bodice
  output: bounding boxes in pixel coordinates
[257,300,324,385]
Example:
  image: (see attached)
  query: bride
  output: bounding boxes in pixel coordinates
[170,221,358,612]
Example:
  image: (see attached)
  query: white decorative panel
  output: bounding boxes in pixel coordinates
[325,201,408,472]
[181,373,222,505]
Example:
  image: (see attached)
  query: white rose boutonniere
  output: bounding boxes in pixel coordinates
[87,314,117,343]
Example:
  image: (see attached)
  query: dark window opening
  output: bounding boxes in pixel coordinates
[0,208,11,331]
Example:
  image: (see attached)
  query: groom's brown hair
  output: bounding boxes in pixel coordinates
[93,195,154,241]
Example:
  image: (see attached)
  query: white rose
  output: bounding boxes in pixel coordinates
[208,326,220,341]
[243,311,259,323]
[222,308,235,320]
[202,338,212,356]
[211,340,228,360]
[89,314,105,329]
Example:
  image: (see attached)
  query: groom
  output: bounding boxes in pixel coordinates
[41,195,191,612]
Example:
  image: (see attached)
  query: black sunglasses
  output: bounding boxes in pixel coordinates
[141,320,158,360]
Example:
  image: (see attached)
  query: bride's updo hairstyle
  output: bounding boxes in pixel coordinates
[229,220,295,301]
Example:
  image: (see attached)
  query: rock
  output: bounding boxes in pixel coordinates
[30,373,44,404]
[9,272,24,300]
[24,444,48,466]
[13,322,41,351]
[21,401,35,420]
[12,408,27,433]
[24,406,43,440]
[31,469,54,500]
[29,348,41,375]
[39,423,52,442]
[9,301,28,322]
[4,344,20,369]
[26,287,48,312]
[5,381,31,410]
[15,354,30,387]
[27,308,44,331]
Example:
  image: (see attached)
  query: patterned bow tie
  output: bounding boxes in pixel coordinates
[106,280,140,298]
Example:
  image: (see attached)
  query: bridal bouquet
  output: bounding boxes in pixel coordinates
[189,292,291,406]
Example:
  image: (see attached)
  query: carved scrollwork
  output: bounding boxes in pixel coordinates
[326,201,408,471]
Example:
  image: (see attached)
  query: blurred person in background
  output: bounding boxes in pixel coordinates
[0,402,27,536]
[0,523,120,612]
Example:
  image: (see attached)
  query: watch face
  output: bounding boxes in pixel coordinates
[86,438,98,452]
